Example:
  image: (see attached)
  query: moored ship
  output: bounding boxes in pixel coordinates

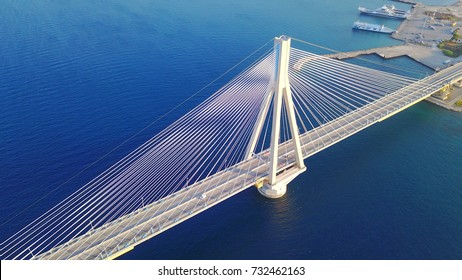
[352,21,395,34]
[358,5,410,19]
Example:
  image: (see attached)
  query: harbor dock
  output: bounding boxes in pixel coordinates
[337,1,462,70]
[325,44,462,71]
[391,0,418,6]
[325,44,462,111]
[326,1,462,111]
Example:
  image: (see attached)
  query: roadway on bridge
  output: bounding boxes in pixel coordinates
[36,61,462,260]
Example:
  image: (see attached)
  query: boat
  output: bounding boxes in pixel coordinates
[352,21,395,34]
[358,5,410,19]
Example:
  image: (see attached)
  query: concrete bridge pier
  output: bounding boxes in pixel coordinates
[258,166,306,198]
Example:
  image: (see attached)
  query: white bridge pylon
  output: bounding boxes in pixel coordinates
[246,35,306,198]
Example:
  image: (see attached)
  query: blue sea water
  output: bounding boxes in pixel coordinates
[0,0,461,259]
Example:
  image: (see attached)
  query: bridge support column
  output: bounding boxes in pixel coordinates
[256,35,306,199]
[258,165,306,198]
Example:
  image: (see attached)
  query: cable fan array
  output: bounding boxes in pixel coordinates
[1,38,426,260]
[1,48,276,260]
[249,46,419,156]
[289,48,418,135]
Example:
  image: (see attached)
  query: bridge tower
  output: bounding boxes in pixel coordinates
[246,35,306,198]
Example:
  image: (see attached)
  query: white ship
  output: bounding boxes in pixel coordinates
[352,21,395,34]
[358,5,410,20]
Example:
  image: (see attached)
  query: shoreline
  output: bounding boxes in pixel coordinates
[336,1,462,71]
[330,1,462,112]
[426,96,462,112]
[325,44,441,71]
[426,85,462,112]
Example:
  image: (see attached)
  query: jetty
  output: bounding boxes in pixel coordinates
[391,0,417,5]
[325,44,462,110]
[337,1,462,111]
[340,1,462,70]
[325,44,462,71]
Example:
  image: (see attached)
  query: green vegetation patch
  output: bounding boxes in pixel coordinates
[455,100,462,107]
[438,41,462,57]
[438,29,462,58]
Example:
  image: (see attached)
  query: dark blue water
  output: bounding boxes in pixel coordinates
[1,0,461,259]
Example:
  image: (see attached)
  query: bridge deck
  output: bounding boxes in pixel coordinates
[36,62,462,260]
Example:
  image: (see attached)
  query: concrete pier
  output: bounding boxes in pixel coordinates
[329,1,462,111]
[330,1,462,71]
[325,44,462,71]
[391,0,418,5]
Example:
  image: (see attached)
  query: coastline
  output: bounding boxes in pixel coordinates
[426,85,462,111]
[330,1,462,111]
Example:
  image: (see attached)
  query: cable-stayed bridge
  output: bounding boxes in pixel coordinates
[2,36,461,260]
